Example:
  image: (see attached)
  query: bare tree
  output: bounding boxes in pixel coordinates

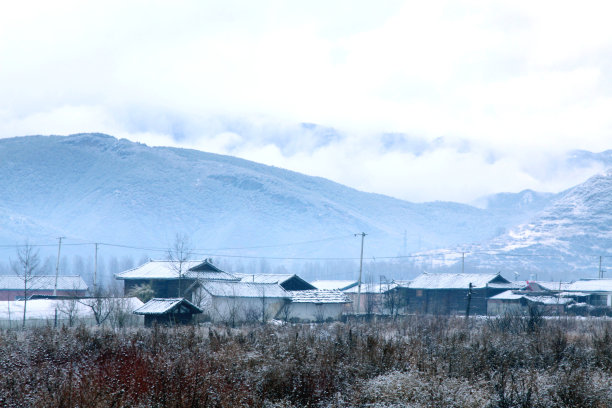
[57,297,80,327]
[79,288,114,325]
[167,233,192,298]
[11,242,41,329]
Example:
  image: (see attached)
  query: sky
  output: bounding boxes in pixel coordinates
[1,0,611,204]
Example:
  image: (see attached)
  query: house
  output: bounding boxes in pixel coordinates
[488,290,573,315]
[194,281,289,324]
[133,298,203,327]
[234,273,316,291]
[286,289,351,322]
[0,275,88,301]
[397,272,517,315]
[115,259,239,298]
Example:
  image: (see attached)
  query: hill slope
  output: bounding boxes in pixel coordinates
[0,134,534,260]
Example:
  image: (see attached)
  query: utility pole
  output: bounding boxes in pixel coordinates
[465,282,473,320]
[599,256,603,279]
[355,232,366,315]
[53,237,64,296]
[94,243,98,294]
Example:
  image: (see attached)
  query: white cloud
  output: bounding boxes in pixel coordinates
[1,0,612,203]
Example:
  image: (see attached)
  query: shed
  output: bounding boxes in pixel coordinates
[195,281,289,324]
[343,282,399,315]
[286,289,351,322]
[488,290,573,315]
[133,298,203,327]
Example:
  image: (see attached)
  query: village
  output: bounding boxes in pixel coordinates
[2,255,612,328]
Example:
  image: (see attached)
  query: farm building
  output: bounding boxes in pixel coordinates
[0,275,88,301]
[115,259,239,298]
[397,272,517,315]
[343,282,398,315]
[133,298,203,327]
[234,273,316,290]
[286,290,351,322]
[194,280,289,324]
[488,290,573,315]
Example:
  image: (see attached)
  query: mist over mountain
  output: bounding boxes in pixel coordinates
[434,170,612,281]
[0,134,609,282]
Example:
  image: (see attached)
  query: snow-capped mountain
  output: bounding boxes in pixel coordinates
[0,134,533,261]
[0,133,610,281]
[454,170,612,280]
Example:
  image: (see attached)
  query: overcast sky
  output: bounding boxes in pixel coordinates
[1,1,611,203]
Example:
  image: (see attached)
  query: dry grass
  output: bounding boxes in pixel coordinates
[0,316,610,407]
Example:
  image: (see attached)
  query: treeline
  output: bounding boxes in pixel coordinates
[0,316,611,407]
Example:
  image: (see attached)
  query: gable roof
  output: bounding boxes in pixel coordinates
[234,273,316,290]
[408,273,510,289]
[133,298,203,315]
[200,281,289,298]
[0,275,88,291]
[490,290,574,305]
[310,280,358,291]
[115,260,238,281]
[564,279,612,292]
[290,289,352,304]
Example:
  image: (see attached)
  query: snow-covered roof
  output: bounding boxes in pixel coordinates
[290,289,351,304]
[531,281,574,291]
[343,282,398,294]
[0,297,143,320]
[408,273,509,289]
[115,260,238,281]
[133,298,202,315]
[310,280,358,290]
[490,290,574,305]
[232,273,315,289]
[393,280,412,288]
[0,275,88,291]
[200,281,289,298]
[565,279,612,292]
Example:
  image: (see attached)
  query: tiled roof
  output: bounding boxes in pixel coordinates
[115,260,238,281]
[290,289,351,304]
[133,298,203,315]
[565,279,612,292]
[490,290,573,305]
[310,280,358,290]
[200,281,289,298]
[408,273,509,289]
[535,279,612,292]
[235,273,316,290]
[0,275,88,291]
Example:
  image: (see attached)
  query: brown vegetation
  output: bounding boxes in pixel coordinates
[0,316,610,407]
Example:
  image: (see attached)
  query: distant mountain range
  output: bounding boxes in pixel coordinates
[0,133,610,280]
